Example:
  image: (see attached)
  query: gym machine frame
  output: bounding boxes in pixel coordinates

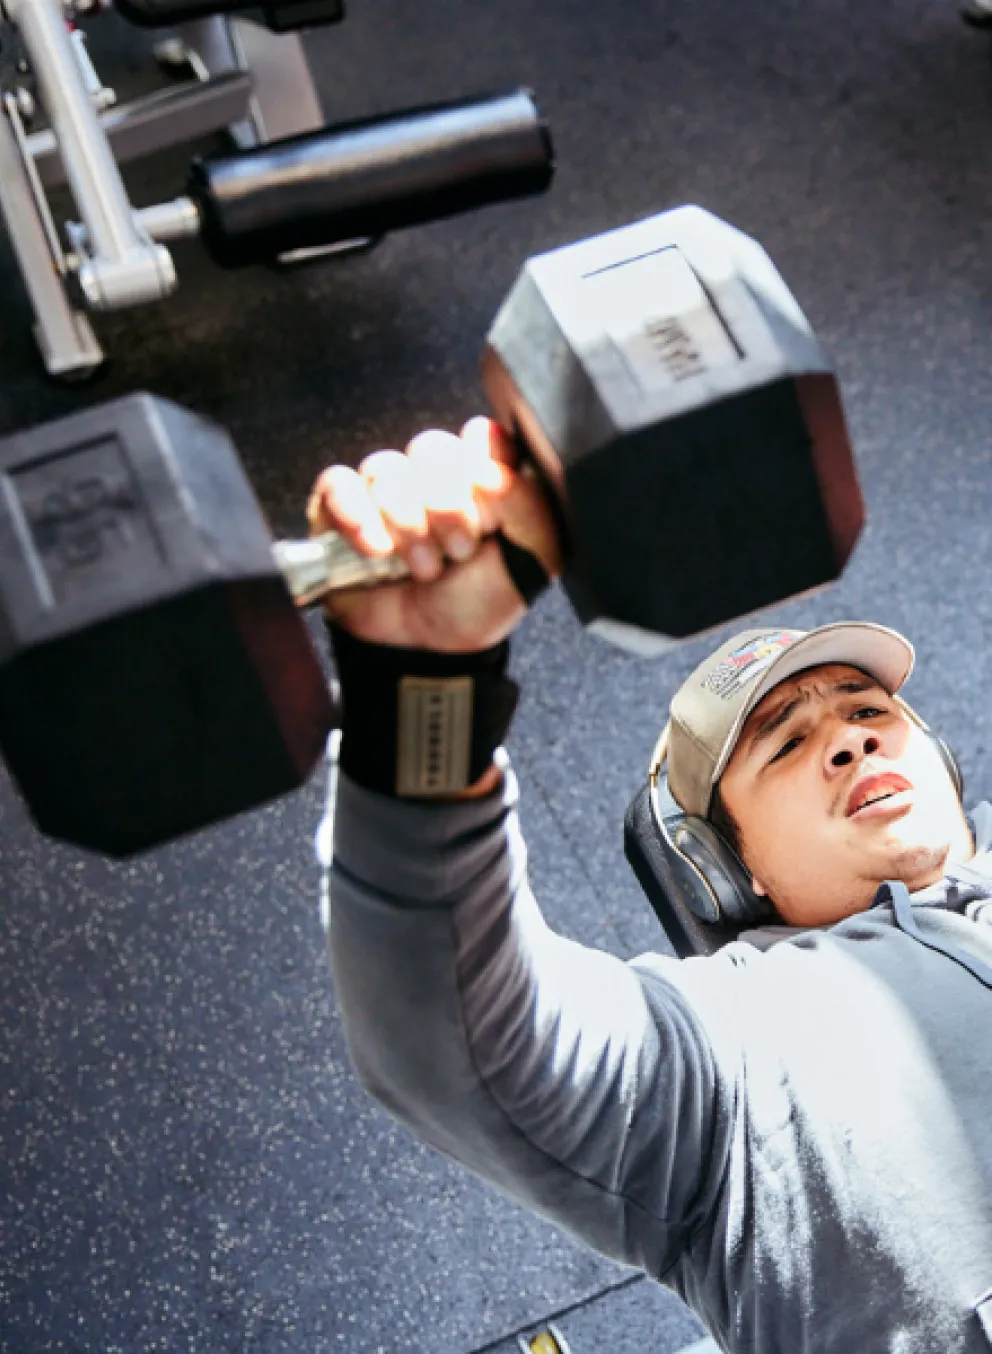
[0,0,553,380]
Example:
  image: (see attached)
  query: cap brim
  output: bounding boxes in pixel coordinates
[709,622,915,787]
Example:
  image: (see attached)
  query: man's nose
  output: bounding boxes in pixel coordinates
[825,721,881,770]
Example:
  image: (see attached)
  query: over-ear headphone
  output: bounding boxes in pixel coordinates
[892,697,963,803]
[643,699,964,933]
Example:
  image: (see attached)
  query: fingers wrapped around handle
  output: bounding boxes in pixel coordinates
[303,420,561,652]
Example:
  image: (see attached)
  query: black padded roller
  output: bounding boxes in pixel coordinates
[187,89,554,269]
[116,0,343,32]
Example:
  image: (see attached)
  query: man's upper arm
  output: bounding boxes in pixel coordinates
[326,757,735,1275]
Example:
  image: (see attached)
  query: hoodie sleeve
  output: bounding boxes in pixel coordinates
[326,751,734,1277]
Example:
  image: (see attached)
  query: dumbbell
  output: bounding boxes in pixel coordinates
[0,205,864,856]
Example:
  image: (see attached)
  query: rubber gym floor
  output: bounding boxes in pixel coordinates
[3,1,992,1350]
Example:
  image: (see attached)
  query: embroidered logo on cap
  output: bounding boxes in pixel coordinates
[701,630,799,699]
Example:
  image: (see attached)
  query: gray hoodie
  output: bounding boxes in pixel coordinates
[325,752,992,1354]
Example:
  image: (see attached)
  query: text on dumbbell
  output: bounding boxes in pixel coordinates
[642,316,705,382]
[583,246,740,397]
[9,437,161,604]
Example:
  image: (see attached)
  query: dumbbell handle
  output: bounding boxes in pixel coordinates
[273,532,411,607]
[274,451,563,607]
[272,521,552,610]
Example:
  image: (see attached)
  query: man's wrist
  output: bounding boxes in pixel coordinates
[326,623,518,800]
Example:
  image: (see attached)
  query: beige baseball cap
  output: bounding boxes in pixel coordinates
[666,622,916,818]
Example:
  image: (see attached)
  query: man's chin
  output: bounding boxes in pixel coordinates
[876,835,952,892]
[846,803,950,882]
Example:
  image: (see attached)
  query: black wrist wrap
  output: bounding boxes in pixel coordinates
[327,622,519,798]
[496,531,551,608]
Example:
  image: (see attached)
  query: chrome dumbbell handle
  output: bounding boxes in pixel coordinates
[274,525,551,613]
[273,532,411,608]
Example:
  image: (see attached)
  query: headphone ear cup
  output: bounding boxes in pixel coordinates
[896,697,963,804]
[931,733,964,803]
[674,817,775,928]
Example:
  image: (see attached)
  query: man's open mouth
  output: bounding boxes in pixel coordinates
[846,773,913,817]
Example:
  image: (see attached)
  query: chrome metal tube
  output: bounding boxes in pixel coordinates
[135,196,201,242]
[10,0,138,260]
[68,196,202,249]
[24,71,254,191]
[7,0,175,307]
[0,93,104,377]
[273,532,410,608]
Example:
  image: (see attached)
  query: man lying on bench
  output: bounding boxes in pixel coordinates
[313,417,992,1354]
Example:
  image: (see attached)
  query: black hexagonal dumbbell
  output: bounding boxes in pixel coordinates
[0,394,339,855]
[0,206,864,856]
[483,204,863,653]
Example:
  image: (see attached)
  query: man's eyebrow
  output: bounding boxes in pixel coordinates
[746,677,880,756]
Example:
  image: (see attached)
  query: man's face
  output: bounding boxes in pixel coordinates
[718,663,974,927]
